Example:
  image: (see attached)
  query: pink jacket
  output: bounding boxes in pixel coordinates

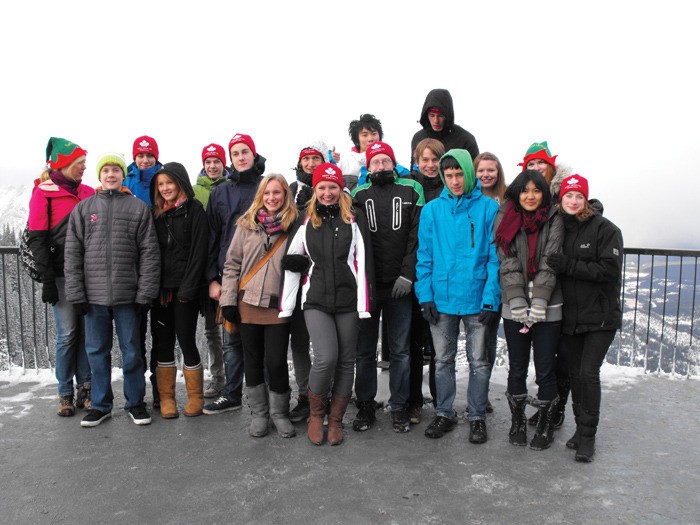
[28,178,95,231]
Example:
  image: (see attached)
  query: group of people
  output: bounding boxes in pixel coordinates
[26,89,623,462]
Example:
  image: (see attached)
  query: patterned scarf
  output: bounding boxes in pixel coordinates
[256,208,283,235]
[50,170,80,196]
[495,201,549,280]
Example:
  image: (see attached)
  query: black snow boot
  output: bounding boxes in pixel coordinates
[529,396,559,450]
[551,378,570,428]
[575,409,599,462]
[506,392,528,446]
[566,402,581,450]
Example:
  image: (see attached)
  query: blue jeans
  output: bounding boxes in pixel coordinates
[53,277,90,396]
[355,292,412,410]
[85,304,145,412]
[429,313,491,420]
[222,329,244,401]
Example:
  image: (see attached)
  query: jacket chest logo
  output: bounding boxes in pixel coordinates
[580,243,590,249]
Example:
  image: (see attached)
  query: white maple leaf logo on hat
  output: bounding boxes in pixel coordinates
[370,143,382,150]
[568,177,579,185]
[207,146,216,152]
[139,140,150,147]
[325,167,337,175]
[232,135,242,140]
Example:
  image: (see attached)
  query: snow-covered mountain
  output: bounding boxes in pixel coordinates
[0,184,33,234]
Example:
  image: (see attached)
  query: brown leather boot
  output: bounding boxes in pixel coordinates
[327,392,351,446]
[156,365,179,419]
[183,366,204,417]
[307,389,328,445]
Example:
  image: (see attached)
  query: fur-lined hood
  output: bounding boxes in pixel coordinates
[550,162,572,198]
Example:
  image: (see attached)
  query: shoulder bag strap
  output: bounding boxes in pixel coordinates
[238,233,288,291]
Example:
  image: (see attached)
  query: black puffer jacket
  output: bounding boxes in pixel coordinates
[150,162,209,302]
[558,212,623,334]
[352,172,424,286]
[402,170,444,203]
[410,88,479,167]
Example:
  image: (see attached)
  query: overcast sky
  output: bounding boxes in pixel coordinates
[1,1,698,248]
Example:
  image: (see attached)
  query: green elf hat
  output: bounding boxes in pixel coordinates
[518,141,557,169]
[46,137,87,170]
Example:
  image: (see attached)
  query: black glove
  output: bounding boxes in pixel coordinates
[137,303,150,317]
[222,305,239,324]
[296,186,313,208]
[548,253,569,274]
[73,303,89,316]
[42,281,59,306]
[391,277,412,299]
[477,309,500,327]
[420,302,439,325]
[281,254,311,273]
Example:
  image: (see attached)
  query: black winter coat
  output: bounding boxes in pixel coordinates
[410,88,479,167]
[352,174,424,286]
[206,156,266,282]
[150,162,209,302]
[558,212,623,335]
[402,171,444,203]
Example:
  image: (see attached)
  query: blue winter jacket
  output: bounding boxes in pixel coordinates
[415,149,501,315]
[125,162,163,206]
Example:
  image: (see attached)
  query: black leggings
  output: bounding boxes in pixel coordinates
[239,323,291,393]
[152,297,202,368]
[563,330,616,414]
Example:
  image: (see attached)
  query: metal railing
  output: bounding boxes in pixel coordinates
[2,246,699,377]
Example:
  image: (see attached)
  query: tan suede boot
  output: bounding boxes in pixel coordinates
[327,392,351,446]
[183,366,204,417]
[156,365,179,419]
[307,389,328,445]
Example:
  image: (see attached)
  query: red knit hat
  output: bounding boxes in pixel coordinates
[228,133,256,160]
[559,174,589,200]
[312,163,344,189]
[132,136,159,160]
[201,143,226,165]
[365,141,396,168]
[299,147,324,161]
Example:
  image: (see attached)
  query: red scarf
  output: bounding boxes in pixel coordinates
[495,201,549,279]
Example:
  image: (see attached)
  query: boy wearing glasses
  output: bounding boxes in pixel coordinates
[351,142,425,433]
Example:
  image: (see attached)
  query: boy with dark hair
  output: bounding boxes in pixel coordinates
[351,142,425,433]
[334,113,383,191]
[64,153,161,427]
[415,149,500,443]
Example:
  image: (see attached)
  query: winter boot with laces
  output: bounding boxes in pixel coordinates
[352,400,377,432]
[75,382,91,410]
[506,392,528,446]
[57,394,75,417]
[529,396,559,450]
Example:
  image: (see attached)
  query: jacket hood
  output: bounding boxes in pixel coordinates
[230,154,266,184]
[150,162,195,203]
[438,149,476,197]
[419,89,455,132]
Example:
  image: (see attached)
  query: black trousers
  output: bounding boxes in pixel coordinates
[239,323,291,393]
[152,298,201,368]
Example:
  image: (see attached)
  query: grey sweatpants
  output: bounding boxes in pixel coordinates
[304,309,358,396]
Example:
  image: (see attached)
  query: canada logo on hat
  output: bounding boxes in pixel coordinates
[365,141,396,168]
[560,174,589,200]
[312,162,344,189]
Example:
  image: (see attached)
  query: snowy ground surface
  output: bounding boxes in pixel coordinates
[1,362,698,525]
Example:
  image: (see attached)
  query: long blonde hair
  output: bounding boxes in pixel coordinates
[306,189,354,229]
[153,173,188,218]
[237,174,298,231]
[473,152,507,203]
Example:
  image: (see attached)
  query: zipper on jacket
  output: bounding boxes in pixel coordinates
[470,222,475,248]
[106,192,113,305]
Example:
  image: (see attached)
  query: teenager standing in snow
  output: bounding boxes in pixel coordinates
[494,170,564,450]
[280,163,373,446]
[150,163,209,418]
[27,137,94,417]
[220,174,298,438]
[548,175,623,462]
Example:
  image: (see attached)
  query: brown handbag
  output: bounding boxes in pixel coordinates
[216,234,288,334]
